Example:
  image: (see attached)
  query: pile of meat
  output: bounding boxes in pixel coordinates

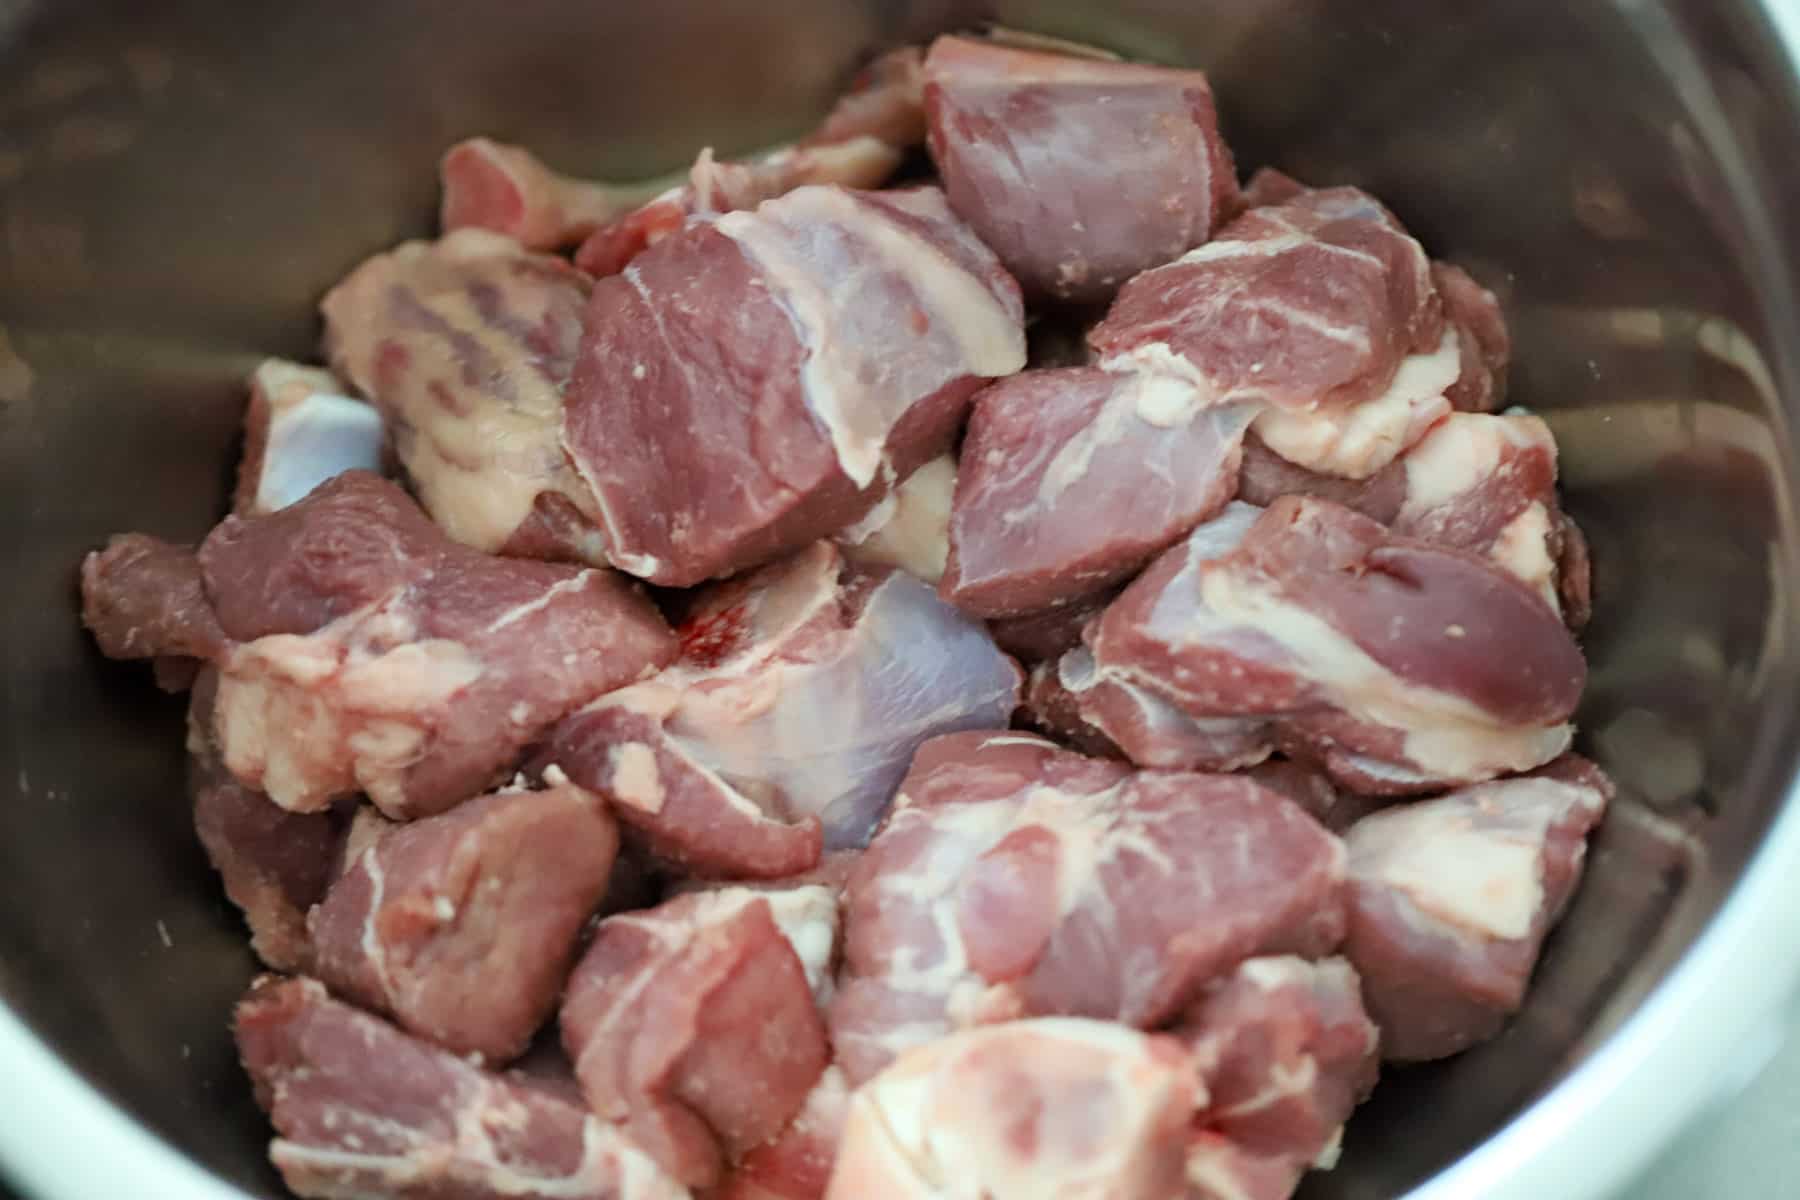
[80,32,1612,1200]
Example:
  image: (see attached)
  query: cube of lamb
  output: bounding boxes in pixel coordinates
[203,472,676,818]
[1089,185,1449,480]
[321,229,609,563]
[560,889,832,1191]
[307,775,620,1064]
[1084,495,1586,794]
[562,184,1025,587]
[1341,755,1612,1062]
[828,731,1346,1085]
[546,541,1020,878]
[940,365,1256,617]
[922,35,1238,304]
[235,976,686,1200]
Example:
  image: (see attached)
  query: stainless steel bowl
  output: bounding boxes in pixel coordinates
[2,2,1798,1197]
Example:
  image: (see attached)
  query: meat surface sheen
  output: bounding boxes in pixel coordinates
[234,359,385,518]
[560,889,831,1190]
[562,184,1025,586]
[828,731,1346,1084]
[923,35,1237,304]
[546,542,1020,876]
[321,229,607,563]
[205,473,675,818]
[942,365,1255,616]
[1086,495,1585,793]
[1341,755,1612,1061]
[308,775,620,1063]
[236,976,687,1200]
[827,1018,1202,1200]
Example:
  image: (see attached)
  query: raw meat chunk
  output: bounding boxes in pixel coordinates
[923,35,1237,304]
[321,229,607,563]
[560,889,831,1190]
[836,452,955,584]
[308,774,620,1063]
[716,1068,850,1200]
[546,542,1019,876]
[1086,495,1585,793]
[571,47,926,276]
[235,976,686,1200]
[562,184,1026,587]
[206,473,676,818]
[941,365,1255,616]
[1341,756,1612,1062]
[1090,185,1446,479]
[1175,956,1379,1189]
[188,668,345,972]
[1243,758,1388,835]
[828,731,1346,1083]
[440,138,683,251]
[1433,261,1510,414]
[79,533,227,690]
[233,359,384,517]
[827,1018,1202,1200]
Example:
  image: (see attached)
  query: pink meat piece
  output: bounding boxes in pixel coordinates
[1085,494,1585,794]
[562,184,1025,587]
[570,47,926,277]
[307,776,620,1064]
[1557,511,1593,630]
[715,1068,850,1200]
[941,365,1255,617]
[204,473,676,818]
[828,731,1346,1084]
[1089,185,1450,479]
[1341,755,1613,1062]
[440,138,683,251]
[1433,261,1511,414]
[835,452,956,585]
[984,585,1119,666]
[560,889,831,1191]
[546,542,1020,876]
[827,1019,1203,1200]
[187,668,346,972]
[79,532,227,691]
[321,229,608,564]
[233,359,385,517]
[1175,956,1379,1193]
[922,35,1237,304]
[235,976,686,1200]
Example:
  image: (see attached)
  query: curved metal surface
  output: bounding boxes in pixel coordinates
[0,2,1797,1198]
